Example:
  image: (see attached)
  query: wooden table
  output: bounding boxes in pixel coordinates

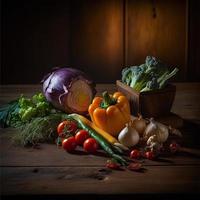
[0,83,200,200]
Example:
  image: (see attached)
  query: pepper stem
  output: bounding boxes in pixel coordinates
[101,91,116,109]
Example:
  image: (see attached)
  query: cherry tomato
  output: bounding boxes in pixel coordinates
[145,151,155,160]
[57,120,78,137]
[75,130,89,145]
[106,160,120,170]
[169,142,179,153]
[62,136,77,152]
[83,138,99,153]
[130,149,141,159]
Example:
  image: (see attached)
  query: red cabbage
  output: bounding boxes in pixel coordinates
[42,67,96,114]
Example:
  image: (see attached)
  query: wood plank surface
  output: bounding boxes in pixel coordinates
[1,166,199,195]
[1,130,200,167]
[0,83,200,196]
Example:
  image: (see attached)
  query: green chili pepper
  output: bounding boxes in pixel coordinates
[69,114,128,166]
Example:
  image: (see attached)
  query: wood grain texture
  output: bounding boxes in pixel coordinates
[1,166,200,195]
[1,0,200,84]
[125,0,187,81]
[116,80,176,117]
[0,130,200,167]
[69,0,124,83]
[0,84,200,196]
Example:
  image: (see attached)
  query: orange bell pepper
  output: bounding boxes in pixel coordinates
[88,91,131,137]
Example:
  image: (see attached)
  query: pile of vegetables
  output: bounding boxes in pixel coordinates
[55,91,182,169]
[54,112,181,169]
[117,115,182,160]
[122,56,179,92]
[0,67,96,145]
[0,66,182,171]
[57,114,128,166]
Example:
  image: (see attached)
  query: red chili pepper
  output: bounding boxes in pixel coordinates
[106,160,121,170]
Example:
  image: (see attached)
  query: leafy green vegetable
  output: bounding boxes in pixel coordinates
[18,93,54,122]
[0,92,68,146]
[0,93,56,128]
[0,100,22,128]
[121,56,179,92]
[13,113,66,146]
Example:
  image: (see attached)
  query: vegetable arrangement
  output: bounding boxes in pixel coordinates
[56,112,181,169]
[0,64,182,171]
[69,113,128,165]
[122,56,179,92]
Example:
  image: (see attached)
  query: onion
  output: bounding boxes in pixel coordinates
[118,123,140,148]
[42,67,96,114]
[131,114,147,136]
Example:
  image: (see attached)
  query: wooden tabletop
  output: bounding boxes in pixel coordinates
[0,83,200,199]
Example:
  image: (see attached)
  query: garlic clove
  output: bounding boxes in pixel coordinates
[146,135,157,145]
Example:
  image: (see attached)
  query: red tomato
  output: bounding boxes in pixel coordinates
[106,161,120,170]
[127,162,142,171]
[57,120,77,137]
[169,142,179,153]
[130,149,141,159]
[145,151,155,160]
[75,130,89,145]
[83,138,99,153]
[62,136,77,152]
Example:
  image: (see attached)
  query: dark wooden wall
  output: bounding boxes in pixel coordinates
[69,0,124,83]
[125,0,187,81]
[1,0,71,84]
[1,0,200,84]
[188,0,200,81]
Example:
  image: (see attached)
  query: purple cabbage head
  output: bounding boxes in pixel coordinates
[42,67,96,114]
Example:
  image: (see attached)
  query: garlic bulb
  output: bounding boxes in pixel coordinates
[168,126,182,137]
[144,118,158,140]
[156,121,169,143]
[118,123,140,148]
[144,118,169,143]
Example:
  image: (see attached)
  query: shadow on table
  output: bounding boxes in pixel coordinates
[181,119,200,149]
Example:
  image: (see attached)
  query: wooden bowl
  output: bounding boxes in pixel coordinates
[116,80,176,118]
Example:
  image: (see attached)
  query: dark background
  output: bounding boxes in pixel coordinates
[1,0,200,84]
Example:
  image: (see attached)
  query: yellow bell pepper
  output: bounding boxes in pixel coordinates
[88,91,131,137]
